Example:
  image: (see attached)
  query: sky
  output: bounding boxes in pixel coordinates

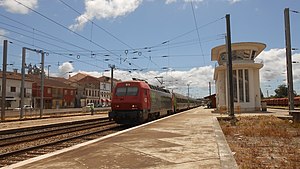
[0,0,300,98]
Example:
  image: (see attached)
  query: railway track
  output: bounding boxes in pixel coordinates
[0,117,130,167]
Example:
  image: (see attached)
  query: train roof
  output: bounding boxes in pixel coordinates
[116,80,171,94]
[148,84,170,94]
[116,80,149,88]
[173,92,188,99]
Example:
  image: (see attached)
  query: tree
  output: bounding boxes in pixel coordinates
[274,84,297,98]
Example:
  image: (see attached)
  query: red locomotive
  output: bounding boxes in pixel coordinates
[109,79,200,124]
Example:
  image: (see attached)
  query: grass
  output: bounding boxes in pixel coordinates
[219,116,300,169]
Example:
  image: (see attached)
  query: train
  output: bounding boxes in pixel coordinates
[263,97,300,107]
[109,80,201,124]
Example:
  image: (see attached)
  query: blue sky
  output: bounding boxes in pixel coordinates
[0,0,300,98]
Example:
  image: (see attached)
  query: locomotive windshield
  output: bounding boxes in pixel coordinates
[116,87,138,96]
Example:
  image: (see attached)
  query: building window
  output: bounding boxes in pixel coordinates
[238,69,244,102]
[71,90,73,96]
[47,88,51,94]
[245,69,250,102]
[233,69,249,103]
[233,70,237,102]
[11,86,16,92]
[64,90,68,95]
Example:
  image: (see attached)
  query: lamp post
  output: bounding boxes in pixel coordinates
[47,65,51,79]
[108,64,115,99]
[187,83,190,98]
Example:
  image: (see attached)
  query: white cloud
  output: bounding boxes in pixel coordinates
[71,48,300,97]
[69,0,142,31]
[228,0,241,4]
[73,65,214,98]
[257,48,300,95]
[165,0,204,4]
[165,0,177,4]
[256,48,300,82]
[257,48,287,82]
[0,0,38,14]
[70,0,240,31]
[58,62,74,78]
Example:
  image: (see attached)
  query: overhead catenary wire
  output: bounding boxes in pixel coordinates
[58,0,162,70]
[0,14,124,70]
[4,0,223,91]
[148,16,225,50]
[0,34,108,70]
[0,26,115,69]
[13,0,137,71]
[7,1,223,74]
[0,14,93,53]
[61,35,224,56]
[190,1,205,65]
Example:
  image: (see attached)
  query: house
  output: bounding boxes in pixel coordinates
[0,70,33,109]
[211,42,266,113]
[68,73,120,107]
[204,94,216,108]
[27,74,76,109]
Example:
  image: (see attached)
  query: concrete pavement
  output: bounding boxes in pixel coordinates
[8,107,238,169]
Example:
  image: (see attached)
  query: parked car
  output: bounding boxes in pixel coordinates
[14,105,33,111]
[82,103,94,112]
[86,103,94,108]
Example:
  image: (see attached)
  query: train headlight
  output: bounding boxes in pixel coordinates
[116,105,119,108]
[132,104,138,109]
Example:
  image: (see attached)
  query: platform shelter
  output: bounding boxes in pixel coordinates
[211,42,266,113]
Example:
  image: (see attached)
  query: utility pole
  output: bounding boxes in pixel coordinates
[47,65,51,79]
[109,64,115,99]
[40,51,45,118]
[20,47,26,119]
[1,40,8,121]
[226,14,235,120]
[284,8,294,112]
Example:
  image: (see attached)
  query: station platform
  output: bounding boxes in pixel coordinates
[6,107,238,169]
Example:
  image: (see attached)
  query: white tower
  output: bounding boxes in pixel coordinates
[211,42,266,113]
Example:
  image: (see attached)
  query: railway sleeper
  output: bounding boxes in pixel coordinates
[28,150,50,155]
[7,156,28,161]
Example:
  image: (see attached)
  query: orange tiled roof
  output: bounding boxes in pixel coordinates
[26,74,76,89]
[0,71,34,82]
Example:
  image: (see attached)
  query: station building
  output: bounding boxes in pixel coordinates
[211,42,266,113]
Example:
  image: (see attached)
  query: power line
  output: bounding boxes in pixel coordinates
[58,0,161,70]
[190,1,205,65]
[148,16,225,49]
[0,25,115,69]
[13,0,136,70]
[0,13,121,68]
[0,34,107,70]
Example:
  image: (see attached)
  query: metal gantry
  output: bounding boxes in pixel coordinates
[21,47,46,119]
